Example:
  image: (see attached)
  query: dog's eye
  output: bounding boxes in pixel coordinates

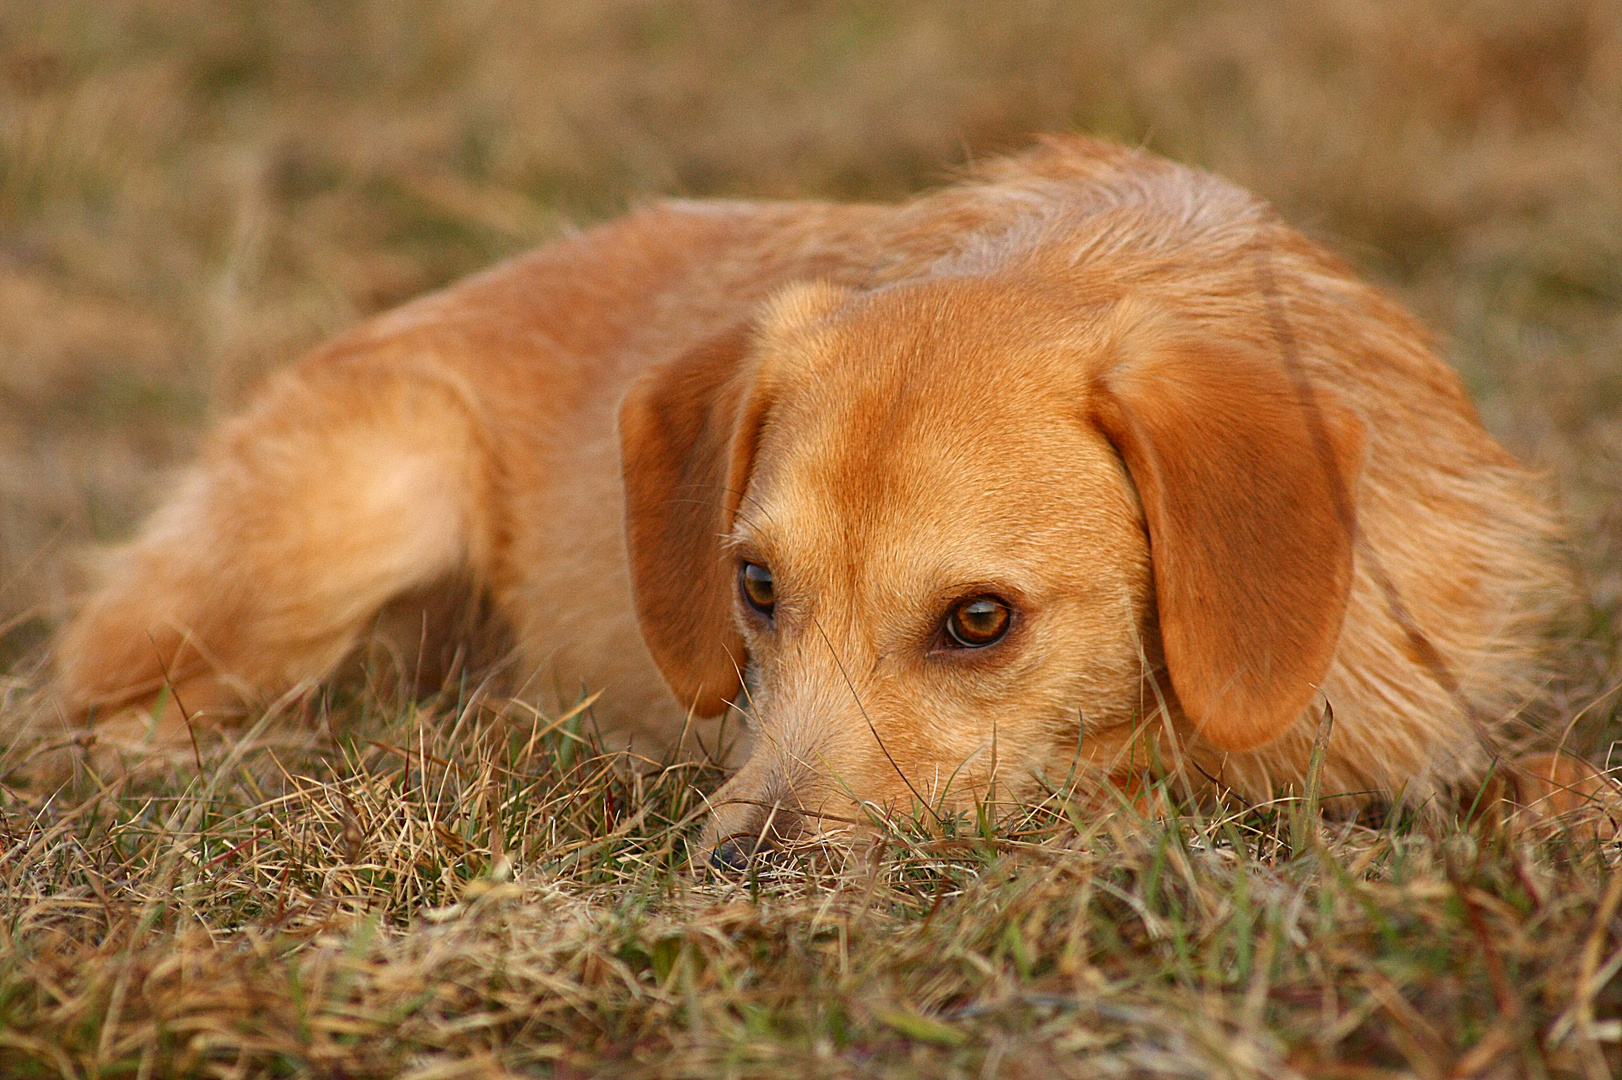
[945,596,1012,648]
[740,562,775,615]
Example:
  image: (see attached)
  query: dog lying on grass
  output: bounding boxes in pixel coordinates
[52,136,1613,854]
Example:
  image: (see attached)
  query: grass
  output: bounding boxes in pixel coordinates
[2,0,1622,1075]
[1,685,1618,1078]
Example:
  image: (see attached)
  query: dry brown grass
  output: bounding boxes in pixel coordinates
[2,1,1621,1075]
[2,687,1619,1078]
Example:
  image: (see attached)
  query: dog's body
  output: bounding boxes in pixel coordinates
[56,137,1583,841]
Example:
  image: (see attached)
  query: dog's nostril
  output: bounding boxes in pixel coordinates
[709,837,761,874]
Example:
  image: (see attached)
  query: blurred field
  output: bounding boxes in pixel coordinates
[2,1,1621,1076]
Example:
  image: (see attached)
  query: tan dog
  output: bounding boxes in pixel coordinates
[53,137,1607,851]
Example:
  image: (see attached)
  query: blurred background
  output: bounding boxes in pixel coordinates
[2,1,1620,743]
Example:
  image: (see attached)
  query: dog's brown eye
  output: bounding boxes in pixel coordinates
[740,562,775,615]
[945,596,1011,648]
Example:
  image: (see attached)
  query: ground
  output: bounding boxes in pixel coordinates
[1,2,1620,1076]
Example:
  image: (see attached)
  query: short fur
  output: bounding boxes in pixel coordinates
[54,137,1585,842]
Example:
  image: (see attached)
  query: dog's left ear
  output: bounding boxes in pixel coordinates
[1090,312,1367,753]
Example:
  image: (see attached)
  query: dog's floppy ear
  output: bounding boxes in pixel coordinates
[619,323,763,718]
[619,282,850,717]
[1090,311,1366,753]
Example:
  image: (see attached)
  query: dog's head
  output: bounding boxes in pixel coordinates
[620,268,1364,859]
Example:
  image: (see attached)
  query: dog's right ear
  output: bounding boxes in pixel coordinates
[619,323,763,718]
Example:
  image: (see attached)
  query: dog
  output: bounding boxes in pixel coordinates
[52,136,1610,852]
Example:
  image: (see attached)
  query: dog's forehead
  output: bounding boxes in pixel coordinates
[740,279,1132,568]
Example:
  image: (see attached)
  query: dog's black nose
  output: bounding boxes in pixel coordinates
[709,837,760,874]
[708,804,804,875]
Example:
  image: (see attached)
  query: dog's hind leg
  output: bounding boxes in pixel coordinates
[53,356,493,757]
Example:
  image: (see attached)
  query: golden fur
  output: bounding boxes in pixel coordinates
[54,137,1599,845]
